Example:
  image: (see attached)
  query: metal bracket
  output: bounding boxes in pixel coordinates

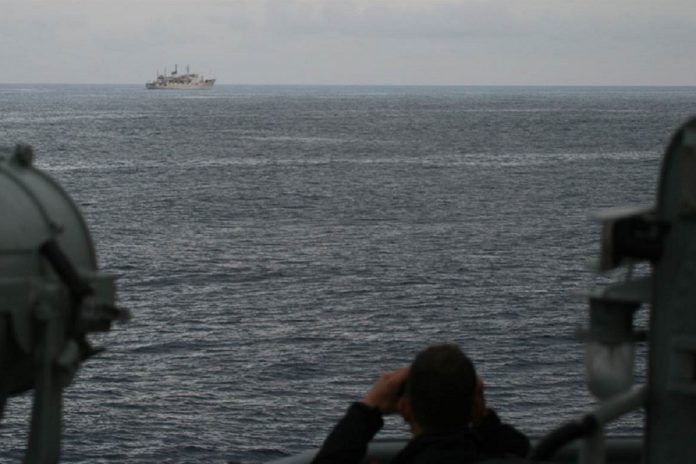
[597,207,670,271]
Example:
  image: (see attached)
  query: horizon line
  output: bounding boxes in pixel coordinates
[1,82,696,88]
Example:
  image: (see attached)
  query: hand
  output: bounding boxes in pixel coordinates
[361,367,410,414]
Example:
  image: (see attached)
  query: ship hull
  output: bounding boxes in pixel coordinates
[146,79,215,90]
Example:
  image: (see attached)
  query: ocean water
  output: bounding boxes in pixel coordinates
[1,84,695,463]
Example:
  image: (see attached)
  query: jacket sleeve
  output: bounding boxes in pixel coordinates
[311,402,384,464]
[473,409,530,458]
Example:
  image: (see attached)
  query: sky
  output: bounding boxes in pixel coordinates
[2,0,695,86]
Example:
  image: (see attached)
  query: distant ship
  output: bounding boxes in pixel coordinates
[146,64,215,90]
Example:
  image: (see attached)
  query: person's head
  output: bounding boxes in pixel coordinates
[399,344,477,433]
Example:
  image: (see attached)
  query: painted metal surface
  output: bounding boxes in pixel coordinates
[0,145,124,463]
[646,118,696,463]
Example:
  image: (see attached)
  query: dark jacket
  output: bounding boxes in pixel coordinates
[473,409,530,459]
[391,427,483,464]
[312,402,529,464]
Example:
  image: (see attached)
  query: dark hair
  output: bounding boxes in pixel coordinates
[406,344,477,431]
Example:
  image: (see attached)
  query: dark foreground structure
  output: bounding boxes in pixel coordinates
[0,144,128,462]
[2,117,696,463]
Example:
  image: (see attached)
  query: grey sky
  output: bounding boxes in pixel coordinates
[2,0,695,85]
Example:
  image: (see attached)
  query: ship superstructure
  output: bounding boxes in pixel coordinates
[146,64,215,90]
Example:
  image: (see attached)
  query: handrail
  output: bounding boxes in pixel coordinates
[265,436,644,464]
[531,386,647,462]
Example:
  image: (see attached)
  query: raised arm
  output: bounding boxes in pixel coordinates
[312,368,409,464]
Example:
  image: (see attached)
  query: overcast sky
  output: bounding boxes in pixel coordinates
[2,0,695,85]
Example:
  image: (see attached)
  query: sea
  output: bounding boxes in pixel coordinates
[1,84,695,463]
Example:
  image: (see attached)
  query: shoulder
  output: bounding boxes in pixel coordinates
[474,409,530,459]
